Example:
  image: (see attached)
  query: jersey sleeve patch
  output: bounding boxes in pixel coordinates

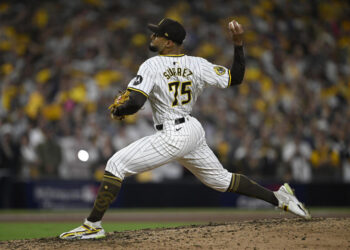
[133,75,143,86]
[213,66,226,76]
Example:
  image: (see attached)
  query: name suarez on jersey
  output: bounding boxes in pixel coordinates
[163,67,193,80]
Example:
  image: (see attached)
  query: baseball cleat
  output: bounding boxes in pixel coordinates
[59,219,105,240]
[274,183,311,220]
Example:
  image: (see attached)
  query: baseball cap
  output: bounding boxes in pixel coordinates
[148,18,186,44]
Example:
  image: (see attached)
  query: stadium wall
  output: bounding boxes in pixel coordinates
[5,180,350,209]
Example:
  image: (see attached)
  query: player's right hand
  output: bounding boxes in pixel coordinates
[228,20,244,46]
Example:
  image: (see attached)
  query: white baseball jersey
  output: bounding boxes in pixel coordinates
[127,54,232,125]
[106,54,233,192]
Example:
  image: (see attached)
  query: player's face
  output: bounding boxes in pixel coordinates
[149,33,166,52]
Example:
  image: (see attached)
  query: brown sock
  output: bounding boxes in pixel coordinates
[227,174,278,206]
[87,171,122,222]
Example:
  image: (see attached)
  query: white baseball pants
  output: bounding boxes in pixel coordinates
[106,115,232,192]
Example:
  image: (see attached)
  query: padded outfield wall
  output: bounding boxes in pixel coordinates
[5,180,350,209]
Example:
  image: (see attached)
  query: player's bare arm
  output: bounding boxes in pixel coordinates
[228,20,245,86]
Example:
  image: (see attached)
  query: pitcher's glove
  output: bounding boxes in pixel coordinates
[108,90,130,120]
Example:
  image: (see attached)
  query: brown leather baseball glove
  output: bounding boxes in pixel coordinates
[108,90,130,120]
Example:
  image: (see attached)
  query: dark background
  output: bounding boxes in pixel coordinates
[1,0,349,208]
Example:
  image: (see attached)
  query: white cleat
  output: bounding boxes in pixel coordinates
[59,219,106,240]
[274,183,311,220]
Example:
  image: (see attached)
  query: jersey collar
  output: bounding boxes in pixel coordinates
[159,54,185,57]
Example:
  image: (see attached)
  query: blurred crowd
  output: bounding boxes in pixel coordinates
[0,0,349,187]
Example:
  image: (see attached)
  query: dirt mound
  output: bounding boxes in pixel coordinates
[1,217,349,249]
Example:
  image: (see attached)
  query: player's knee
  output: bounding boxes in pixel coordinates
[215,186,228,192]
[203,179,231,193]
[105,157,125,180]
[199,172,232,193]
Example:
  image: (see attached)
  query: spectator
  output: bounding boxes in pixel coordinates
[0,0,349,183]
[283,135,312,183]
[0,124,21,207]
[36,125,62,178]
[19,132,38,179]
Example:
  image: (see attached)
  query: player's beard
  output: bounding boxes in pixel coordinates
[149,44,158,52]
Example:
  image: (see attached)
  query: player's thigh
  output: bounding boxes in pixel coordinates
[106,134,174,180]
[178,144,232,192]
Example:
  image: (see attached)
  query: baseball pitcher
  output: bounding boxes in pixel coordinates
[60,18,310,240]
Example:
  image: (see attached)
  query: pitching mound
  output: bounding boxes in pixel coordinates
[1,217,349,249]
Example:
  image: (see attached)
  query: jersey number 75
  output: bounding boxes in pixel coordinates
[168,81,192,107]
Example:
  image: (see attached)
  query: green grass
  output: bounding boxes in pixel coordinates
[0,222,199,241]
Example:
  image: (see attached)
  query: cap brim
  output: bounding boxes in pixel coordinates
[147,24,160,33]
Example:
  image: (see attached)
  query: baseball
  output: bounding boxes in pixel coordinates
[229,20,239,30]
[78,149,89,162]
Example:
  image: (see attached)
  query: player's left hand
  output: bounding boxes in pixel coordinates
[108,90,130,120]
[228,20,244,46]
